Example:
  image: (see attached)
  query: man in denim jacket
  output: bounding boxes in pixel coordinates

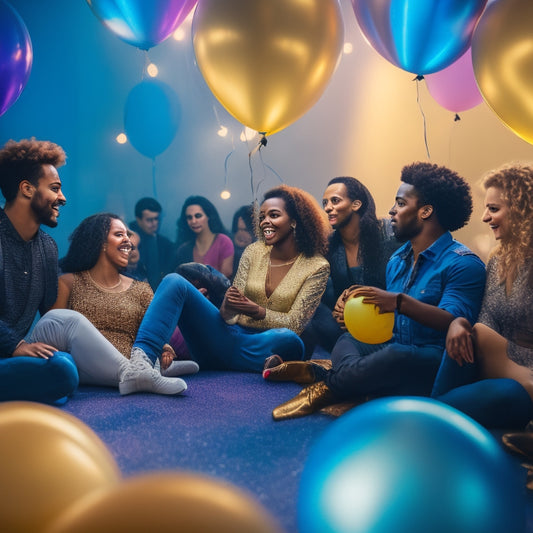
[270,162,486,420]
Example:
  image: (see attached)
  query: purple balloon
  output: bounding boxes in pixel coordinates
[425,48,483,113]
[0,0,32,117]
[351,0,488,75]
[86,0,198,50]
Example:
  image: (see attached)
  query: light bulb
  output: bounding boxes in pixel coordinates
[116,133,127,144]
[220,190,231,200]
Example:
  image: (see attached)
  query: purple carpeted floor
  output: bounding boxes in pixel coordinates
[61,370,533,533]
[61,371,333,532]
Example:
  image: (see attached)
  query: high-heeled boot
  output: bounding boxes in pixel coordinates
[272,381,337,421]
[263,355,332,384]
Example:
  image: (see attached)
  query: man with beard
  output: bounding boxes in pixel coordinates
[0,138,78,403]
[268,162,487,420]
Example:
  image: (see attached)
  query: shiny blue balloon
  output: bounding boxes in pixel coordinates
[299,397,525,533]
[86,0,197,50]
[0,0,32,116]
[124,79,181,159]
[351,0,488,74]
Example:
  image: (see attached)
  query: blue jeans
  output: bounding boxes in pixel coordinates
[326,332,443,401]
[432,353,533,429]
[134,274,305,372]
[0,350,78,404]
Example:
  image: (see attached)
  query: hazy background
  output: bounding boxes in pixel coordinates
[2,0,533,260]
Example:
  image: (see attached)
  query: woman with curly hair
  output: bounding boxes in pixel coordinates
[175,195,234,279]
[133,184,331,372]
[39,213,198,396]
[432,163,533,429]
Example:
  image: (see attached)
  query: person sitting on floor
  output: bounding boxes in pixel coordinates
[132,184,331,373]
[0,138,78,403]
[34,213,198,396]
[300,176,400,357]
[265,162,486,420]
[431,163,533,429]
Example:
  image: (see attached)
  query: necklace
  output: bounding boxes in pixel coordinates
[269,256,299,267]
[87,271,122,291]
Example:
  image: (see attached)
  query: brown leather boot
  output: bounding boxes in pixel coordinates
[263,357,332,384]
[272,381,336,421]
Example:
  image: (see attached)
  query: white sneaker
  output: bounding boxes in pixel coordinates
[119,347,187,396]
[160,360,199,377]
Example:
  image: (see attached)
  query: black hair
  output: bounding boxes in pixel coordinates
[176,195,228,244]
[135,197,162,218]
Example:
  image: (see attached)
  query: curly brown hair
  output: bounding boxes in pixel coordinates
[483,163,533,289]
[0,138,66,203]
[257,185,330,257]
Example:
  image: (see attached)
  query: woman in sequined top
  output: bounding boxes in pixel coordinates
[133,185,331,373]
[432,163,533,428]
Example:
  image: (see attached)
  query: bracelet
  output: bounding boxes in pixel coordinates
[396,293,403,314]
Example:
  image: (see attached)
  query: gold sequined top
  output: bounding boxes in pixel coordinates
[68,271,153,358]
[230,241,330,335]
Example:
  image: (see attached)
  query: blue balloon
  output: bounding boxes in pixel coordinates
[351,0,488,74]
[299,397,525,533]
[124,79,181,159]
[86,0,197,50]
[0,0,32,116]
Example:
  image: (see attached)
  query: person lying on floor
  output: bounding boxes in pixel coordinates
[36,213,198,396]
[264,162,486,420]
[300,176,400,358]
[131,184,331,373]
[431,163,533,429]
[0,138,78,404]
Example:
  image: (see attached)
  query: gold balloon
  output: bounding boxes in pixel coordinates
[472,0,533,144]
[193,0,344,135]
[45,472,285,533]
[0,401,121,533]
[344,296,394,344]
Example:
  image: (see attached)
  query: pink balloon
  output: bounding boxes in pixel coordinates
[425,48,483,113]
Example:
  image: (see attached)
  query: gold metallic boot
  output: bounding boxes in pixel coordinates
[272,381,336,421]
[263,357,332,384]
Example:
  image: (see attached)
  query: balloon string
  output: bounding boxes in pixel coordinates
[142,50,150,80]
[413,75,431,160]
[248,135,267,199]
[152,158,158,198]
[223,149,235,189]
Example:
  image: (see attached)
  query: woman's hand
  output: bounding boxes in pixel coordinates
[332,285,360,329]
[445,317,474,366]
[12,340,57,359]
[224,286,265,319]
[160,344,176,371]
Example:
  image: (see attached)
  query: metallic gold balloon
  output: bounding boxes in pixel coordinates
[45,473,285,533]
[472,0,533,145]
[0,402,121,533]
[192,0,344,135]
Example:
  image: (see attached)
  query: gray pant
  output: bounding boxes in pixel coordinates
[30,309,128,387]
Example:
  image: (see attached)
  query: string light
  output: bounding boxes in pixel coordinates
[343,42,353,54]
[240,127,257,142]
[173,28,185,41]
[146,63,158,77]
[116,133,127,144]
[217,126,228,137]
[220,190,231,200]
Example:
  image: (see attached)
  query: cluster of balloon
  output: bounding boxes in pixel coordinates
[298,397,526,533]
[0,402,285,533]
[85,0,198,50]
[192,0,344,136]
[124,79,181,159]
[425,47,483,114]
[350,0,488,75]
[472,0,533,145]
[344,296,394,344]
[0,0,32,117]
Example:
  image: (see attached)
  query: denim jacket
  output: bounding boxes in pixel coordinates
[387,232,486,349]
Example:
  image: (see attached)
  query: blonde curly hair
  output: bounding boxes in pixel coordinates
[483,163,533,290]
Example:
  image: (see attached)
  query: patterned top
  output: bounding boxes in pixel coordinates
[230,241,330,335]
[67,271,153,358]
[479,256,533,369]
